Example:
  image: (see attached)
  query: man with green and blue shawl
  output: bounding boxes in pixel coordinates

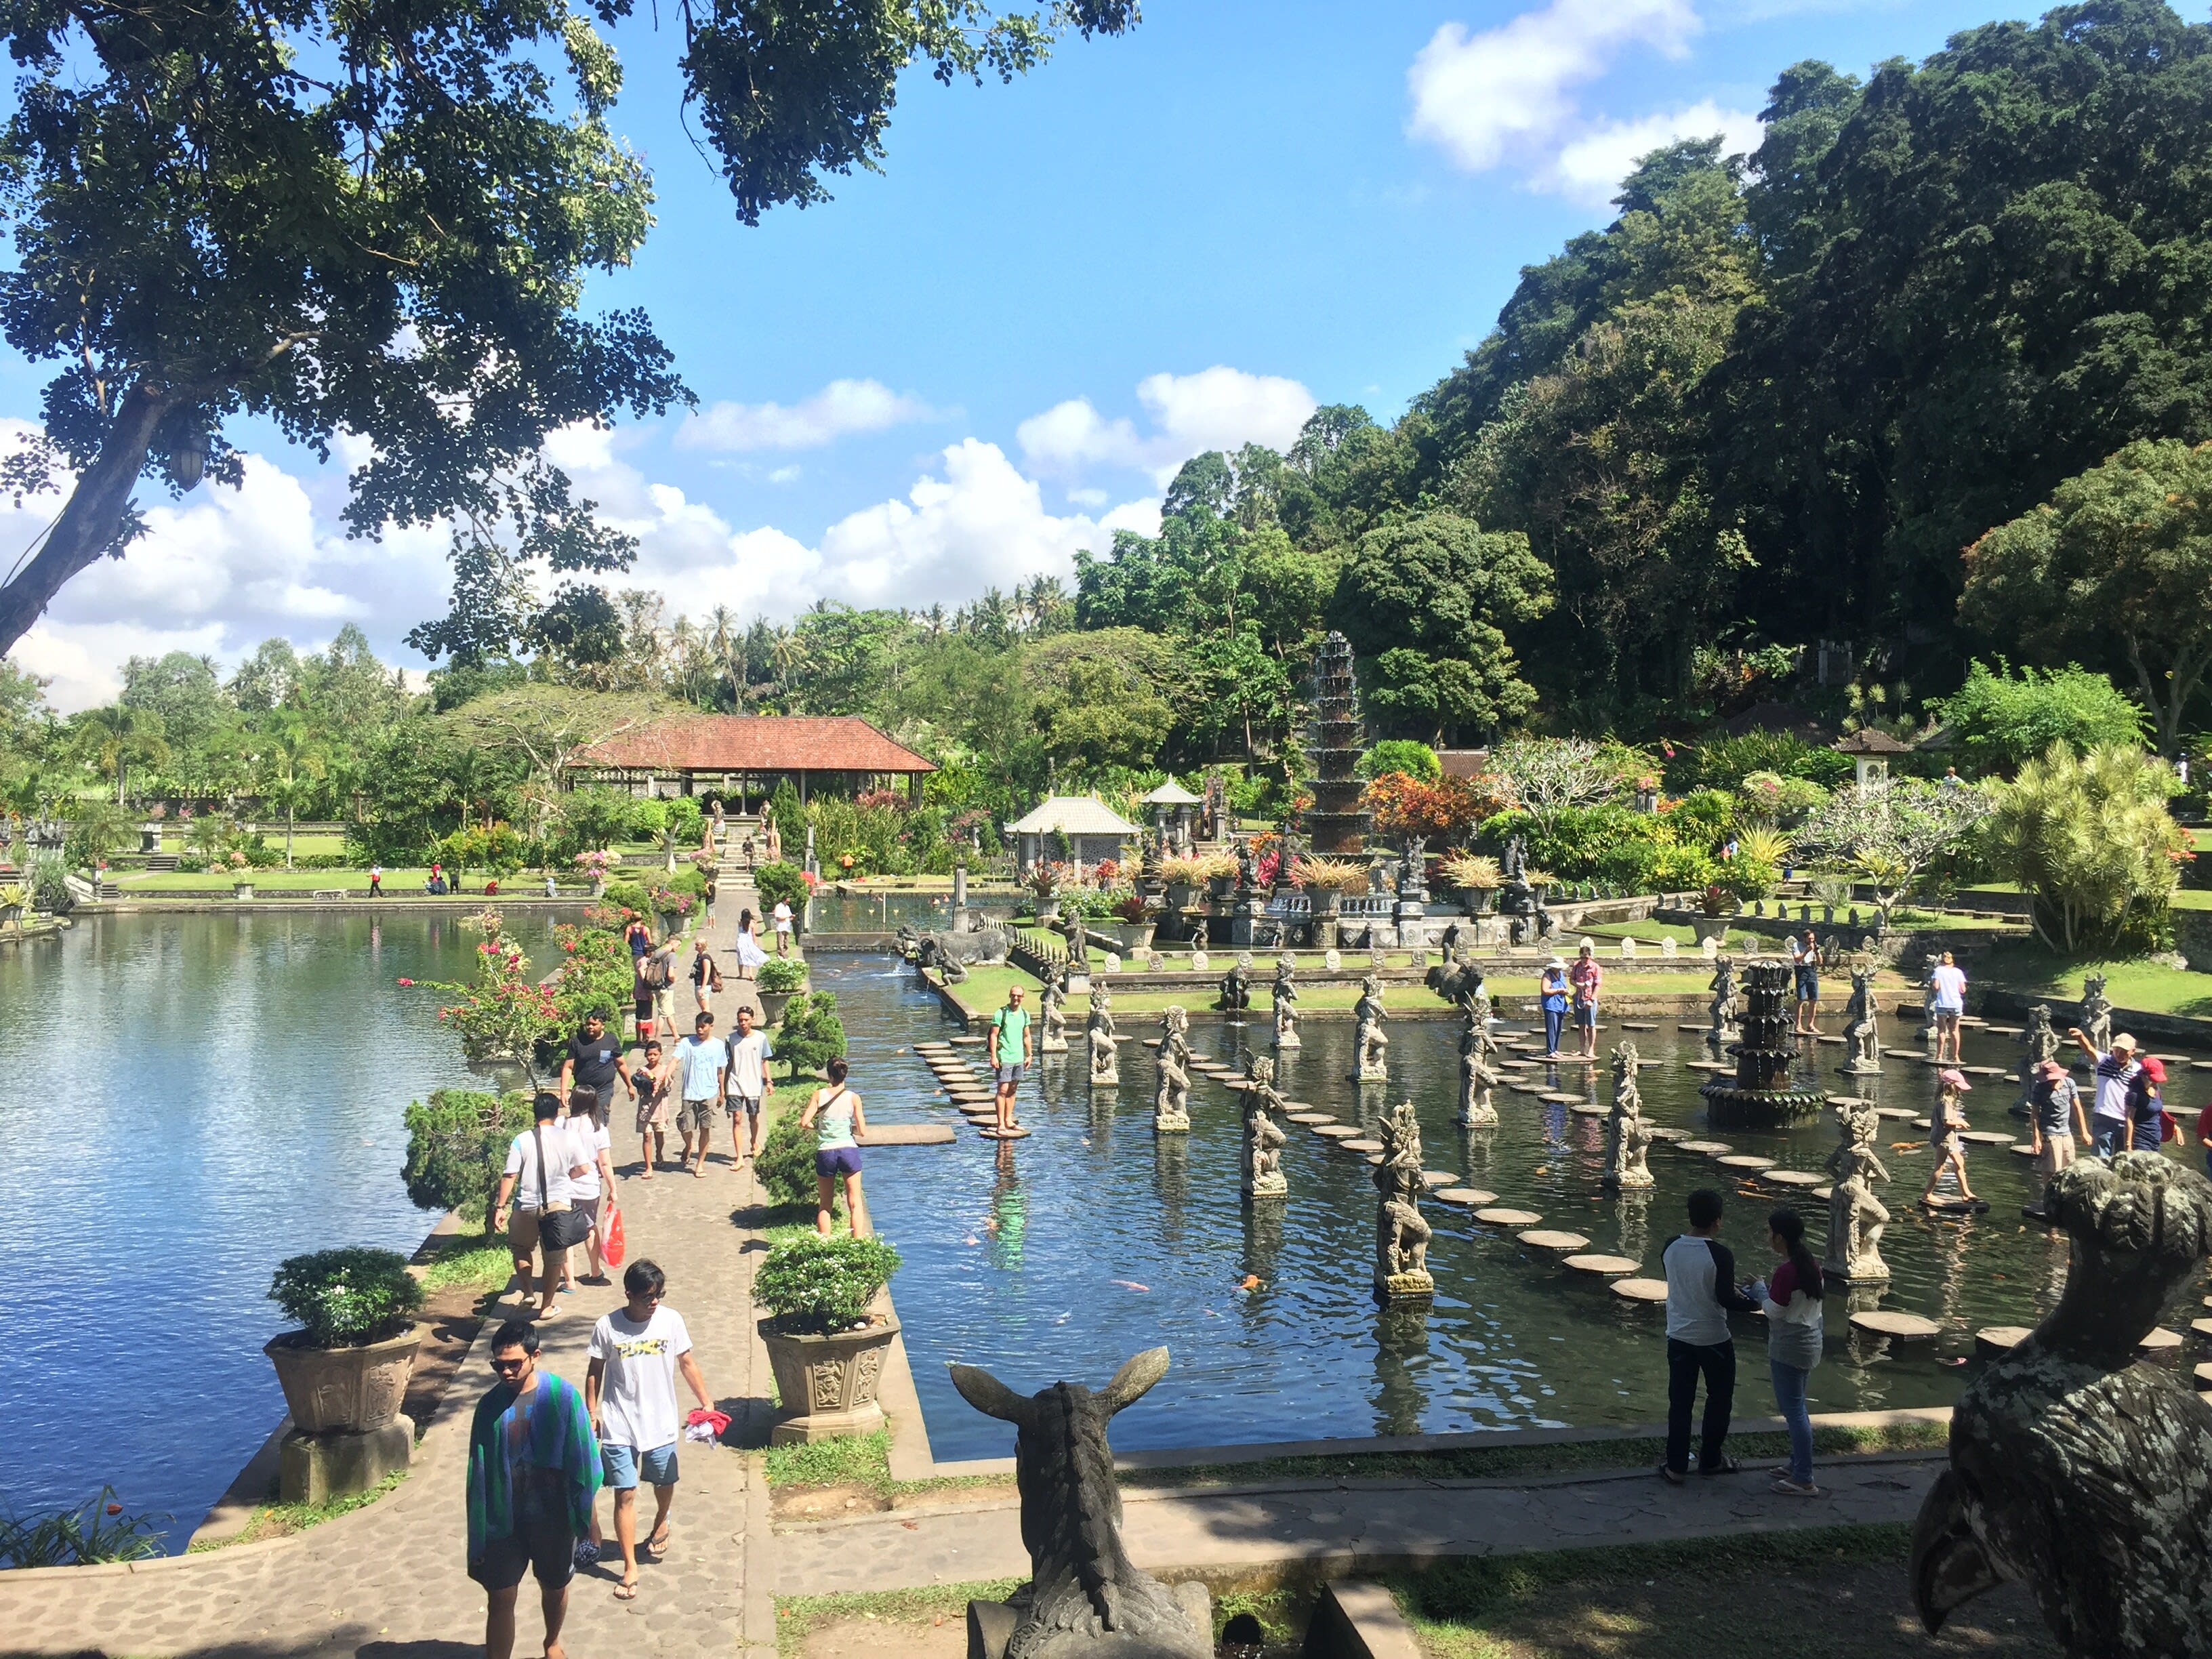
[468,1320,601,1659]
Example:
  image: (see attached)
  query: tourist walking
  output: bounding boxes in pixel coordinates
[989,984,1031,1136]
[725,1004,774,1165]
[1569,942,1601,1058]
[569,1103,617,1287]
[1930,951,1967,1063]
[493,1092,593,1321]
[2071,1026,2142,1158]
[1791,930,1820,1036]
[631,1038,672,1177]
[2127,1054,2171,1153]
[1658,1187,1759,1483]
[771,897,794,957]
[2026,1057,2090,1181]
[468,1320,601,1659]
[1762,1208,1824,1496]
[585,1260,713,1601]
[634,933,678,1042]
[367,862,382,896]
[1921,1069,1980,1207]
[1538,956,1570,1059]
[733,907,767,981]
[673,1012,728,1178]
[689,937,722,1015]
[558,1010,630,1124]
[801,1057,869,1237]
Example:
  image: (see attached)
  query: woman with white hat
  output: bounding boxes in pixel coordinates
[1538,956,1570,1059]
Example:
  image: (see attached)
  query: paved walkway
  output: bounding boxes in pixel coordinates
[777,1450,1944,1595]
[0,880,777,1659]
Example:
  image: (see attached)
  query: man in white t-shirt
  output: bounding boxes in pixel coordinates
[771,899,794,957]
[492,1092,592,1320]
[586,1258,712,1599]
[724,1005,775,1166]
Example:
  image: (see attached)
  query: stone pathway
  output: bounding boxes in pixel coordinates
[775,1451,1946,1596]
[0,885,779,1658]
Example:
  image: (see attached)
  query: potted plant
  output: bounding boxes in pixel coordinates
[1439,852,1501,915]
[1027,861,1063,920]
[0,882,24,930]
[755,1233,903,1443]
[229,848,255,899]
[754,954,809,1023]
[1692,882,1738,943]
[1160,856,1204,911]
[1111,893,1155,953]
[1200,851,1237,901]
[1291,855,1366,918]
[264,1247,425,1433]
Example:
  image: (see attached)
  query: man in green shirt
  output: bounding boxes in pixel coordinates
[989,985,1031,1137]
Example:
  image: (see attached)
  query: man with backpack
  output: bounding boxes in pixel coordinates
[636,932,679,1042]
[989,985,1031,1138]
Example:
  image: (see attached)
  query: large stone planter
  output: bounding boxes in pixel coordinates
[232,880,255,899]
[758,989,799,1025]
[1690,915,1734,945]
[759,1315,899,1444]
[1164,883,1194,912]
[264,1324,422,1433]
[1116,920,1156,954]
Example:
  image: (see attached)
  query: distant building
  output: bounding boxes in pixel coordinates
[567,714,935,806]
[1004,796,1142,869]
[1833,726,1914,796]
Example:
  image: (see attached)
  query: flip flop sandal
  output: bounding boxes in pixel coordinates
[613,1578,640,1600]
[643,1525,671,1556]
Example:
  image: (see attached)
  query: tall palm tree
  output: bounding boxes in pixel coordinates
[70,705,169,805]
[260,710,327,867]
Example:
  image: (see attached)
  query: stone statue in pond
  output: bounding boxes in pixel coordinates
[1603,1042,1654,1189]
[1216,958,1251,1015]
[1152,1007,1191,1132]
[1271,955,1300,1049]
[1822,1097,1891,1283]
[1912,1155,2212,1659]
[949,1347,1213,1659]
[1456,994,1500,1129]
[2015,1001,2058,1109]
[1919,959,1941,1046]
[1706,955,1739,1044]
[1086,981,1118,1088]
[1840,964,1883,1075]
[1372,1100,1432,1298]
[1241,1057,1288,1200]
[1352,975,1390,1081]
[2078,973,2114,1053]
[1038,964,1069,1052]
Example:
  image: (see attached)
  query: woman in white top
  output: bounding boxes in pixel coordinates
[733,907,768,979]
[800,1057,869,1238]
[771,899,794,958]
[1930,950,1967,1063]
[570,1103,619,1287]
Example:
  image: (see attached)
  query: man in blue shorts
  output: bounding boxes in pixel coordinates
[990,985,1031,1137]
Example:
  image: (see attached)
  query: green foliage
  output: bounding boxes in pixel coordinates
[402,1088,531,1229]
[0,1488,168,1567]
[755,956,810,994]
[763,1429,893,1492]
[1665,789,1739,848]
[754,861,810,913]
[602,879,651,916]
[755,1109,820,1209]
[420,1244,517,1291]
[767,780,805,850]
[1984,743,2190,954]
[61,797,135,868]
[1357,740,1443,782]
[559,787,637,855]
[1668,731,1850,794]
[1934,660,2150,774]
[548,924,638,1029]
[774,991,846,1080]
[664,796,704,846]
[754,1234,903,1335]
[267,1248,424,1348]
[1736,771,1829,825]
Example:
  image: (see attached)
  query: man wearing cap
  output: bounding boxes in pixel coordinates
[2070,1025,2141,1158]
[2025,1057,2089,1181]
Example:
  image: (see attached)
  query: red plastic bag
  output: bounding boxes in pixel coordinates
[2160,1109,2180,1145]
[602,1206,627,1267]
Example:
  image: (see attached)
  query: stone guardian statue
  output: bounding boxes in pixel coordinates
[1038,964,1069,1052]
[1706,955,1739,1045]
[1456,993,1500,1129]
[1352,974,1390,1082]
[1602,1042,1655,1188]
[2078,973,2114,1054]
[1823,1097,1892,1283]
[1372,1101,1433,1300]
[1271,954,1300,1050]
[1086,980,1118,1088]
[1152,1006,1191,1133]
[1840,964,1883,1075]
[1241,1057,1288,1200]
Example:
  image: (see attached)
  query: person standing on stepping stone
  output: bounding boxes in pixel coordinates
[468,1320,600,1659]
[1658,1187,1761,1484]
[1538,957,1570,1059]
[2071,1026,2141,1158]
[1569,942,1603,1058]
[989,985,1032,1137]
[2126,1054,2171,1153]
[2026,1057,2088,1183]
[1790,930,1821,1036]
[1929,951,1967,1063]
[1921,1069,1979,1207]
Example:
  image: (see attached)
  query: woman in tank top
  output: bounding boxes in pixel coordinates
[800,1057,869,1238]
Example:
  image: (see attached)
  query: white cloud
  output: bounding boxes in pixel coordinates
[1408,0,1700,172]
[767,465,802,485]
[1547,100,1763,204]
[1017,367,1317,486]
[674,378,938,453]
[1065,487,1109,508]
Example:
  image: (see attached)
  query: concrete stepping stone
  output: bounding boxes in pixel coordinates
[1432,1188,1498,1206]
[1850,1310,1942,1342]
[1983,1025,2022,1036]
[1763,1170,1824,1189]
[1563,1254,1639,1275]
[1341,1138,1385,1153]
[1509,1082,1546,1094]
[2196,1364,2212,1392]
[1645,1126,1692,1142]
[1814,1035,1845,1046]
[1521,1230,1591,1251]
[951,1035,985,1045]
[1568,1102,1610,1117]
[1963,1066,2008,1078]
[1612,1277,1671,1303]
[2191,1317,2212,1339]
[2141,1328,2183,1353]
[1912,1117,1933,1130]
[2194,1061,2212,1071]
[1718,1153,1776,1171]
[1961,1130,2015,1146]
[2008,1143,2037,1157]
[1313,1124,1359,1139]
[1619,1021,1659,1031]
[1875,1107,1919,1121]
[1288,1112,1335,1124]
[1677,1141,1732,1155]
[1686,1059,1731,1071]
[1474,1207,1542,1227]
[977,1126,1032,1140]
[1542,1092,1585,1105]
[1677,1023,1710,1032]
[1975,1326,2031,1358]
[1883,1047,1925,1059]
[1422,1170,1458,1187]
[864,1123,958,1145]
[1811,1186,1834,1202]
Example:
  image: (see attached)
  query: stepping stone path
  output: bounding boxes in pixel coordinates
[1984,1025,2022,1036]
[1521,1230,1591,1252]
[1341,1139,1384,1153]
[1677,1141,1733,1155]
[1883,1048,1924,1059]
[1475,1208,1543,1227]
[1850,1311,1943,1343]
[1612,1277,1671,1303]
[1568,1103,1610,1117]
[1509,1082,1546,1094]
[1313,1124,1359,1139]
[1875,1107,1919,1121]
[1964,1066,2009,1078]
[1422,1171,1458,1187]
[1288,1112,1335,1124]
[2190,1318,2212,1339]
[978,1126,1033,1140]
[1763,1170,1824,1189]
[1645,1126,1692,1142]
[2141,1328,2184,1353]
[1975,1326,2031,1358]
[1542,1092,1585,1105]
[1961,1130,2016,1146]
[1718,1154,1776,1171]
[1563,1254,1639,1275]
[1686,1059,1731,1071]
[1620,1021,1659,1031]
[1912,1117,1933,1130]
[2197,1364,2212,1392]
[1432,1188,1498,1206]
[2008,1144,2036,1158]
[866,1123,958,1145]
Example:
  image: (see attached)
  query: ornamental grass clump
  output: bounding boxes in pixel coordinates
[1290,855,1369,895]
[268,1248,424,1348]
[754,1235,903,1335]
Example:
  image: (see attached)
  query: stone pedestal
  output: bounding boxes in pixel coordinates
[1357,1063,1390,1083]
[1244,1171,1287,1199]
[279,1416,414,1507]
[950,864,969,935]
[1039,1033,1068,1052]
[1229,905,1263,948]
[1153,1107,1190,1133]
[1375,1269,1434,1301]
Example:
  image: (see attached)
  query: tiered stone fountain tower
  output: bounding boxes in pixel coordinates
[1699,958,1827,1127]
[1305,632,1368,857]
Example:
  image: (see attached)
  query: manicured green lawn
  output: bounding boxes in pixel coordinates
[1980,939,2212,1019]
[113,866,573,894]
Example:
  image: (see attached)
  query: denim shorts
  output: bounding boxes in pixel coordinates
[816,1145,863,1178]
[1574,1002,1597,1027]
[601,1441,680,1490]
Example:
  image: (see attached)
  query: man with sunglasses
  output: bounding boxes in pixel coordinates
[466,1321,601,1659]
[585,1258,712,1599]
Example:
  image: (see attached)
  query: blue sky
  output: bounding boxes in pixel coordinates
[7,0,2025,707]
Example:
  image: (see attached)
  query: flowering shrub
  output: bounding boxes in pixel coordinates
[855,788,905,811]
[573,849,614,878]
[1362,772,1513,840]
[1027,860,1067,897]
[407,932,560,1078]
[1093,857,1120,884]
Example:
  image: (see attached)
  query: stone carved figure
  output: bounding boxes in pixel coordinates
[1706,955,1739,1044]
[1153,1007,1191,1132]
[1397,837,1427,903]
[1456,994,1500,1128]
[1823,1098,1891,1283]
[2078,974,2114,1054]
[1372,1101,1433,1297]
[1217,959,1251,1015]
[949,1348,1213,1659]
[1425,956,1486,1011]
[1038,965,1069,1052]
[1911,1157,2212,1659]
[895,920,920,961]
[1921,960,1941,1046]
[1065,914,1089,974]
[1841,965,1883,1075]
[1241,1057,1288,1199]
[1271,955,1300,1049]
[2015,1002,2059,1109]
[1603,1042,1655,1188]
[1086,981,1118,1088]
[1352,975,1390,1081]
[1234,839,1259,896]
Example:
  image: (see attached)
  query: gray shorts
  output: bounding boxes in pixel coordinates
[727,1093,762,1119]
[678,1097,716,1136]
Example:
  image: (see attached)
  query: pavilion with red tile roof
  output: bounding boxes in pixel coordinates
[567,714,935,804]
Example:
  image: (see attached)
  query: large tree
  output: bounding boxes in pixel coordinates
[0,0,1136,658]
